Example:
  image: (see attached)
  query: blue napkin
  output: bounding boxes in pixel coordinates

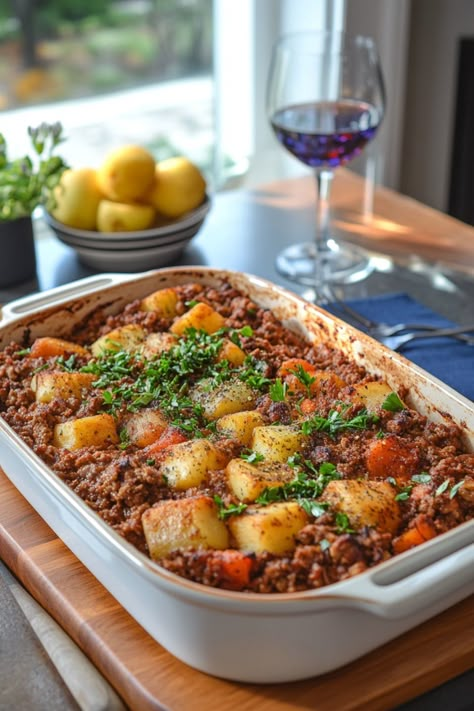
[324,293,473,401]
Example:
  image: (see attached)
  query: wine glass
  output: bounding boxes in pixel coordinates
[266,30,385,295]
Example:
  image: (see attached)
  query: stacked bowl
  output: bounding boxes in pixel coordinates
[43,196,210,272]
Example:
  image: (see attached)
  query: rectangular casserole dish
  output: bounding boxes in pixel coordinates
[0,266,473,684]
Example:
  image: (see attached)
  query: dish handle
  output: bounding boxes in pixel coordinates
[1,273,138,322]
[336,540,474,619]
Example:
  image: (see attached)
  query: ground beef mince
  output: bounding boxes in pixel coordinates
[0,280,472,594]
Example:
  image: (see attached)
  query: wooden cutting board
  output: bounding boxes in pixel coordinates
[0,468,473,711]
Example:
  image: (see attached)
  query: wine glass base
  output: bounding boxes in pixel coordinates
[275,240,373,287]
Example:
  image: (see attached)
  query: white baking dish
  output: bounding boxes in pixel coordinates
[0,267,473,684]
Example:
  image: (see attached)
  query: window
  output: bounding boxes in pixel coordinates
[0,1,347,190]
[0,1,215,179]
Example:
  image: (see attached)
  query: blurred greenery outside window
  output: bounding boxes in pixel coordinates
[0,0,235,186]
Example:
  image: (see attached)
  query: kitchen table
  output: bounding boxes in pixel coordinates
[0,169,473,710]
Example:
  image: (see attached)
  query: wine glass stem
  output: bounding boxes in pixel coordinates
[314,168,334,290]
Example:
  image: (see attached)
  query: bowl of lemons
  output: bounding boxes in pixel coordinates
[44,145,210,271]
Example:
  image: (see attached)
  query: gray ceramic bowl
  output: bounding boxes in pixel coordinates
[43,196,211,262]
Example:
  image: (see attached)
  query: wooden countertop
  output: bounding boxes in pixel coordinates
[260,170,474,274]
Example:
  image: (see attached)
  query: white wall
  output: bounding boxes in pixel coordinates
[400,0,474,212]
[234,0,345,188]
[241,0,410,190]
[344,0,411,189]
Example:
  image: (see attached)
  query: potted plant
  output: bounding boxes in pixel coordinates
[0,122,67,287]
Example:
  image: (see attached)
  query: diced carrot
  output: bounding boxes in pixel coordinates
[414,515,437,543]
[392,527,424,554]
[300,398,318,415]
[29,337,89,359]
[366,435,420,481]
[144,426,188,456]
[278,358,318,378]
[392,515,437,554]
[278,359,346,395]
[215,550,253,590]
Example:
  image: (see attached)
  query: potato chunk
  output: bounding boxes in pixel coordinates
[161,439,228,490]
[31,371,95,403]
[53,413,119,450]
[124,409,168,447]
[139,287,179,317]
[216,410,265,446]
[170,302,225,335]
[140,332,176,360]
[322,479,401,534]
[29,337,89,359]
[217,339,246,366]
[251,425,305,463]
[228,502,308,554]
[226,459,295,503]
[142,496,229,559]
[91,324,145,356]
[352,381,405,413]
[190,378,257,420]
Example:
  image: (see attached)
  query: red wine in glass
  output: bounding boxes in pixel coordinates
[271,100,381,168]
[266,30,385,294]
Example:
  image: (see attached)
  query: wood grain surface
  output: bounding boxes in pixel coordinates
[0,469,473,711]
[264,170,474,275]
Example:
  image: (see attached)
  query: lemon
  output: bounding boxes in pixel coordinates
[147,156,206,218]
[97,199,155,232]
[51,168,102,230]
[97,145,156,202]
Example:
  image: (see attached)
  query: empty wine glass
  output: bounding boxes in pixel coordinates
[266,30,385,294]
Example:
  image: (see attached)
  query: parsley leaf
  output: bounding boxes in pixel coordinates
[255,462,340,510]
[435,478,450,496]
[335,512,355,534]
[119,428,130,450]
[382,392,405,412]
[291,364,316,395]
[301,405,378,438]
[450,479,465,498]
[213,495,247,519]
[269,378,288,402]
[240,450,265,464]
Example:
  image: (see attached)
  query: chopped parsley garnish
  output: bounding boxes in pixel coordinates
[213,495,248,519]
[240,450,265,464]
[320,538,331,552]
[55,354,78,372]
[394,487,411,502]
[79,328,241,436]
[411,473,432,484]
[382,392,405,412]
[291,364,316,395]
[119,428,131,450]
[435,478,450,497]
[335,512,355,534]
[449,479,465,498]
[269,378,288,402]
[299,500,329,517]
[390,473,432,501]
[229,326,253,347]
[239,355,271,390]
[255,461,340,509]
[301,404,378,438]
[435,477,465,499]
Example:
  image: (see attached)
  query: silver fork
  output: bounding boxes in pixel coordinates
[383,326,474,351]
[319,285,474,346]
